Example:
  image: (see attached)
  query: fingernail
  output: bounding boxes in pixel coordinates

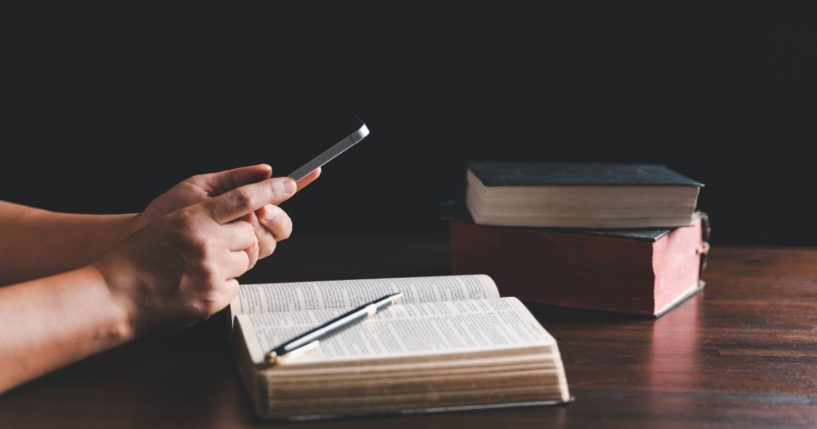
[283,179,297,194]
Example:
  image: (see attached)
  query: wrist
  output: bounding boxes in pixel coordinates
[88,258,138,341]
[122,212,147,237]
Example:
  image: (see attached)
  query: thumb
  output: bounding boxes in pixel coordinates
[200,177,297,224]
[192,164,273,195]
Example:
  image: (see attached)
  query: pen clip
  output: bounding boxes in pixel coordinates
[266,340,320,366]
[365,304,378,319]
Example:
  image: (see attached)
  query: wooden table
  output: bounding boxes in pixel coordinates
[1,238,816,428]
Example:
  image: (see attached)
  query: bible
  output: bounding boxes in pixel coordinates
[229,275,570,420]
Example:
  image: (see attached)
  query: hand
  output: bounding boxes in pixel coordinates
[128,164,321,267]
[95,177,298,335]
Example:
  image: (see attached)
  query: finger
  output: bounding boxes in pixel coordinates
[201,177,297,224]
[247,210,278,259]
[190,164,273,195]
[209,279,241,314]
[224,279,240,302]
[296,167,321,191]
[258,204,293,241]
[223,250,252,279]
[240,213,261,268]
[221,220,257,251]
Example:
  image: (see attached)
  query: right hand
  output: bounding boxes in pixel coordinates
[93,177,297,336]
[126,165,321,268]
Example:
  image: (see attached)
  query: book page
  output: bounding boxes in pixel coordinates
[232,274,498,315]
[238,297,554,365]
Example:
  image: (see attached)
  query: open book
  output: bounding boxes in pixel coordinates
[230,275,570,420]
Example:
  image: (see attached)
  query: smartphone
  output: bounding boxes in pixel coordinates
[288,116,370,182]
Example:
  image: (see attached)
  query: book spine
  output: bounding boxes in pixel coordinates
[652,217,706,314]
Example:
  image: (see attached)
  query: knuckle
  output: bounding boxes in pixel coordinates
[232,187,255,208]
[273,180,286,196]
[196,260,217,280]
[171,213,208,253]
[274,178,295,196]
[246,242,259,264]
[248,211,262,227]
[174,209,208,237]
[173,209,197,228]
[242,220,257,237]
[188,234,211,258]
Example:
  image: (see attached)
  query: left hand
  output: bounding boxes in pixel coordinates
[126,164,321,267]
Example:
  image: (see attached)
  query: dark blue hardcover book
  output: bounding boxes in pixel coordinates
[468,162,703,188]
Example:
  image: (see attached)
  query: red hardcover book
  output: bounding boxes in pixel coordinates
[450,213,710,317]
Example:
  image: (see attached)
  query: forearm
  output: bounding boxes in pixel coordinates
[0,201,137,285]
[0,265,133,393]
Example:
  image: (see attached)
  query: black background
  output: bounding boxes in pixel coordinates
[1,4,815,245]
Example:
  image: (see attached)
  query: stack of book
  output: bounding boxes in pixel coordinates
[452,162,709,317]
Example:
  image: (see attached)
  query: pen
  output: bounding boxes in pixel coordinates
[265,292,403,366]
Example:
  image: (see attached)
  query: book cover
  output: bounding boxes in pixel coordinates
[468,162,704,187]
[450,213,710,317]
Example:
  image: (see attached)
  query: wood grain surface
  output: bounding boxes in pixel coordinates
[1,239,815,429]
